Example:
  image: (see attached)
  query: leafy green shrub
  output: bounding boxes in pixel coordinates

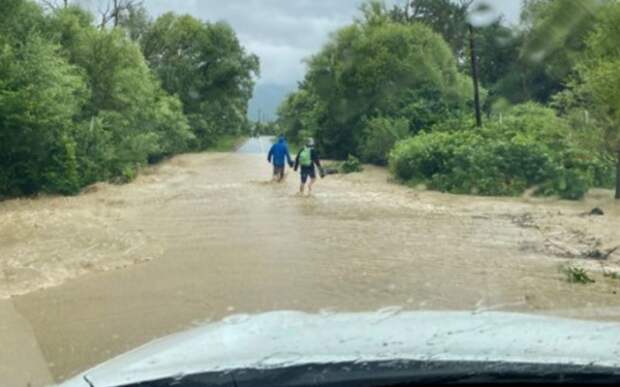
[389,131,455,182]
[141,13,258,149]
[390,132,551,196]
[536,148,595,200]
[277,90,322,147]
[340,155,363,174]
[561,265,595,284]
[281,16,474,160]
[45,136,81,195]
[120,165,137,184]
[147,93,194,161]
[389,103,610,199]
[0,34,87,196]
[0,1,255,199]
[359,117,410,165]
[71,117,114,186]
[428,115,476,133]
[591,156,617,188]
[59,24,194,185]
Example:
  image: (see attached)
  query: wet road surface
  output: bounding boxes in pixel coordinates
[1,137,620,385]
[236,135,274,154]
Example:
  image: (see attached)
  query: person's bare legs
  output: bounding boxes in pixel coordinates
[299,170,306,194]
[308,178,316,195]
[273,167,284,183]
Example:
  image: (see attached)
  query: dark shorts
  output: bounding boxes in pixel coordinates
[300,166,316,184]
[273,165,285,178]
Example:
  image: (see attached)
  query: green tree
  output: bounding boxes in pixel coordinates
[71,28,192,176]
[517,0,606,102]
[141,13,259,148]
[0,34,88,195]
[359,117,410,165]
[285,4,473,159]
[389,0,472,59]
[0,0,46,41]
[390,103,608,199]
[474,21,524,108]
[388,0,606,105]
[44,5,94,59]
[45,7,193,182]
[117,3,151,41]
[1,0,257,198]
[277,88,324,146]
[574,2,620,198]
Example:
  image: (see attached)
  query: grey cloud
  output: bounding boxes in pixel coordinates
[142,0,364,86]
[140,0,521,86]
[76,1,522,86]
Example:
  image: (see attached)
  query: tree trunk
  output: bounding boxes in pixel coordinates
[616,151,620,199]
[113,0,120,27]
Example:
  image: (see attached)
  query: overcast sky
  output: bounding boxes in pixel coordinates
[133,0,523,88]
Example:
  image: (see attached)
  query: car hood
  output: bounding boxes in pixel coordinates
[60,310,620,387]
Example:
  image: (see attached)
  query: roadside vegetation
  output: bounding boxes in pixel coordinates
[340,156,364,174]
[0,0,257,198]
[324,155,364,175]
[561,265,595,285]
[277,0,620,200]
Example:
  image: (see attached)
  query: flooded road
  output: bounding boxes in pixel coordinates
[1,137,620,385]
[236,135,274,154]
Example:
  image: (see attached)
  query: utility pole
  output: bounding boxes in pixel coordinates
[468,23,482,127]
[616,153,620,199]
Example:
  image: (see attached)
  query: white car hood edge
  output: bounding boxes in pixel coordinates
[59,310,620,387]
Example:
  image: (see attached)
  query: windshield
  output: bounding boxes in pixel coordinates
[1,0,619,386]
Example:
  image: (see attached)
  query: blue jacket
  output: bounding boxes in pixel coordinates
[268,137,292,167]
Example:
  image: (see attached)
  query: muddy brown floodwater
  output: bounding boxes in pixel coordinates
[1,141,620,385]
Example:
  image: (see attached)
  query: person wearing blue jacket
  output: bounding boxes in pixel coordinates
[267,135,293,182]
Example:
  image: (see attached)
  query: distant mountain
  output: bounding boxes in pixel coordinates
[248,83,294,122]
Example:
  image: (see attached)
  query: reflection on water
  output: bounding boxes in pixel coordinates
[1,145,619,381]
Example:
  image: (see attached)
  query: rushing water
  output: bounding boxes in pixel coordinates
[1,138,619,382]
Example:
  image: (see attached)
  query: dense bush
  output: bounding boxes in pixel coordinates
[0,34,87,195]
[0,0,254,199]
[278,89,323,146]
[277,4,474,160]
[389,104,613,199]
[359,117,410,165]
[67,27,193,177]
[340,155,364,174]
[141,13,259,148]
